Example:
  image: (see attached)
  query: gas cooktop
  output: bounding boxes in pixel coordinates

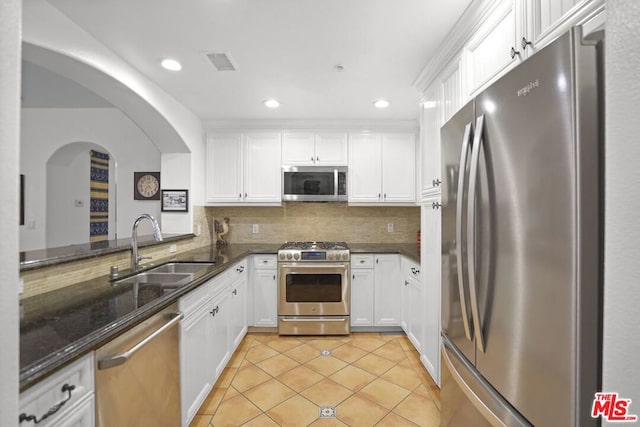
[278,241,350,262]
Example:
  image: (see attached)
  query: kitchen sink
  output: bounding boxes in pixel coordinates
[115,272,193,286]
[149,262,214,274]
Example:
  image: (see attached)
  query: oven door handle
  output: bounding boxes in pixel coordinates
[280,317,347,322]
[279,263,349,269]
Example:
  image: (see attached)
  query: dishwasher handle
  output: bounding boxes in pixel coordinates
[98,311,183,370]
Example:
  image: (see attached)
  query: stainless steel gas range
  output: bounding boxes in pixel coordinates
[277,241,350,335]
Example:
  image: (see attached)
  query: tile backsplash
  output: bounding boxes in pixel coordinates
[205,203,420,244]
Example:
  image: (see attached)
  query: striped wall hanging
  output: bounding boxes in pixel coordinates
[90,150,109,242]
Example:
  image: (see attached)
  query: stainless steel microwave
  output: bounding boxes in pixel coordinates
[282,166,347,202]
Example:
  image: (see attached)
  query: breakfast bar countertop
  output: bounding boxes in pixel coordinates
[19,242,419,391]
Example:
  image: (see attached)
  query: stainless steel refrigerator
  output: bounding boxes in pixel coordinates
[440,27,602,427]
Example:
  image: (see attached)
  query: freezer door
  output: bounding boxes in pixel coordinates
[441,336,530,427]
[440,101,476,364]
[471,28,600,427]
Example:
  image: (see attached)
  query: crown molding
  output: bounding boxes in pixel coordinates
[412,0,503,94]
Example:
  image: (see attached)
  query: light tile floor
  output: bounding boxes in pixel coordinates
[190,333,440,427]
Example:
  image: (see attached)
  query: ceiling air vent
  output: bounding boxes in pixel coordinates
[205,52,238,71]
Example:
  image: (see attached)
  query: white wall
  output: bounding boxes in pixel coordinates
[0,0,21,424]
[20,108,161,251]
[603,0,640,419]
[22,0,205,232]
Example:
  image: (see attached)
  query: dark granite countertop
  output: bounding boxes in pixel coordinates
[19,243,279,391]
[19,242,418,391]
[20,233,195,271]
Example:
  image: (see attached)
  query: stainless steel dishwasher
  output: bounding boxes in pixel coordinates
[95,303,183,427]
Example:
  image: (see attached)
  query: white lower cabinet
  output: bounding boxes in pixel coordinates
[19,353,95,427]
[400,257,424,353]
[373,254,401,326]
[252,255,278,328]
[228,274,248,351]
[421,196,442,385]
[350,255,375,326]
[178,271,232,427]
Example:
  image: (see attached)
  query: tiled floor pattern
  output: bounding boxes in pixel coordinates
[190,333,440,427]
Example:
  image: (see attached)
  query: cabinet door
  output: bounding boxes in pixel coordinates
[407,276,424,353]
[244,133,282,203]
[315,133,348,166]
[282,133,315,165]
[463,0,521,98]
[421,196,441,385]
[252,269,278,327]
[421,86,442,199]
[351,269,374,326]
[373,255,401,326]
[348,133,382,203]
[206,134,243,203]
[528,0,602,51]
[381,133,416,203]
[180,303,214,426]
[229,277,248,351]
[210,292,231,381]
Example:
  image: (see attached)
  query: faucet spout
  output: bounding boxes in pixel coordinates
[131,214,163,272]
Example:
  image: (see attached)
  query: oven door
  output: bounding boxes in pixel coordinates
[278,262,350,316]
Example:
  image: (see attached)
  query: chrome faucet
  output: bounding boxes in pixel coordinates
[131,213,163,272]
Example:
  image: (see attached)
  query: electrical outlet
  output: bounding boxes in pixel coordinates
[169,244,177,253]
[252,224,260,234]
[18,277,24,294]
[387,223,394,233]
[195,223,202,236]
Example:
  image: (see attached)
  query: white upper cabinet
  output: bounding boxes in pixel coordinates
[206,132,282,205]
[420,87,442,199]
[244,133,282,203]
[349,132,416,205]
[381,133,416,203]
[463,0,524,98]
[348,133,383,203]
[282,132,347,166]
[206,133,243,203]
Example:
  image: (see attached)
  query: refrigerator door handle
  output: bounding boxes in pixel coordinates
[467,114,486,353]
[456,122,474,342]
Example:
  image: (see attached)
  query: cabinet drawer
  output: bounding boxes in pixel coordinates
[253,255,277,269]
[351,255,374,269]
[20,353,94,427]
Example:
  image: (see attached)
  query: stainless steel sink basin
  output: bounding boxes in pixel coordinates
[149,262,214,274]
[115,272,193,286]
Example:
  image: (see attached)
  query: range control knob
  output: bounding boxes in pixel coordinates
[293,253,300,260]
[342,252,349,260]
[328,253,335,260]
[279,253,285,260]
[286,253,293,260]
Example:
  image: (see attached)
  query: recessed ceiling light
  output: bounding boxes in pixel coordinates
[264,99,280,108]
[161,58,182,71]
[373,99,390,109]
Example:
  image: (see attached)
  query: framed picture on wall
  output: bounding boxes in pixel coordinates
[161,189,188,212]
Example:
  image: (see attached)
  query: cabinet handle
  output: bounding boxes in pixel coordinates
[263,260,268,264]
[510,47,520,59]
[273,275,276,280]
[238,193,242,198]
[353,274,355,279]
[244,193,247,199]
[411,267,420,275]
[383,193,387,200]
[210,306,220,317]
[232,289,237,295]
[19,383,76,424]
[311,156,314,162]
[376,258,379,264]
[378,193,381,199]
[316,156,319,162]
[432,201,441,210]
[521,37,532,50]
[432,178,441,186]
[359,259,365,263]
[404,280,409,287]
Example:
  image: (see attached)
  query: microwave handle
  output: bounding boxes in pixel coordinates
[334,169,338,196]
